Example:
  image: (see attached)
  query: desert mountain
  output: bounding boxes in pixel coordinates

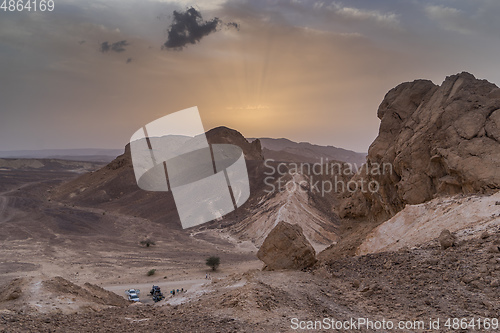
[340,72,500,222]
[52,127,263,229]
[249,137,366,166]
[52,126,338,248]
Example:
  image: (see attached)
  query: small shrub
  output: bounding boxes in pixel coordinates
[206,256,220,271]
[147,269,156,276]
[140,239,156,247]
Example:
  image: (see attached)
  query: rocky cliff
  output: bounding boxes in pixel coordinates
[340,72,500,221]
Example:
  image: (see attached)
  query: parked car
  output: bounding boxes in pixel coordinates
[125,289,141,302]
[125,289,140,296]
[150,285,164,302]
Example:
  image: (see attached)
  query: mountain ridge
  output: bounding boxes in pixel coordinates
[249,137,367,166]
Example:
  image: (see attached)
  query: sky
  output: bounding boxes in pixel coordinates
[1,0,500,153]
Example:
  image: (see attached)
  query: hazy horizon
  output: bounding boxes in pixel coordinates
[2,0,500,152]
[0,128,370,154]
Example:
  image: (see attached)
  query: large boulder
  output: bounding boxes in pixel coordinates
[438,229,456,250]
[340,72,500,221]
[257,221,317,270]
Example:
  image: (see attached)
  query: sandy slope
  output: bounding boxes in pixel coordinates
[230,173,338,252]
[4,227,500,332]
[358,191,500,254]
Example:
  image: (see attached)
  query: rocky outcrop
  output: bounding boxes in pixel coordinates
[0,278,24,302]
[438,229,456,250]
[257,221,317,270]
[340,72,500,221]
[206,126,264,161]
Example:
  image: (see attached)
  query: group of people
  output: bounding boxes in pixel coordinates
[205,273,212,280]
[170,288,186,296]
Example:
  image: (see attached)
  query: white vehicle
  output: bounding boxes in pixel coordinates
[125,289,140,296]
[125,289,141,302]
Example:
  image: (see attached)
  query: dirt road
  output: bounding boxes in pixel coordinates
[0,181,38,222]
[103,278,208,304]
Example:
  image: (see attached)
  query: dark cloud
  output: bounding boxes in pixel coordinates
[111,40,129,52]
[163,7,220,49]
[100,40,129,53]
[100,42,110,53]
[226,22,240,30]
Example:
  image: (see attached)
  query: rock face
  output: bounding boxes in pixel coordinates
[341,72,500,221]
[257,221,317,270]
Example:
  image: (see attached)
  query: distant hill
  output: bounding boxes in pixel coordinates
[248,138,366,166]
[0,149,123,163]
[0,158,104,172]
[0,139,366,165]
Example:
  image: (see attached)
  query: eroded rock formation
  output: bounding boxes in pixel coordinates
[341,72,500,221]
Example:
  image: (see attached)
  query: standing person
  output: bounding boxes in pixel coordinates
[205,273,207,279]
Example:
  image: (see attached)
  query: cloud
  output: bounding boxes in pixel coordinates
[424,5,472,35]
[99,42,110,52]
[425,5,461,18]
[423,2,500,38]
[163,7,221,49]
[326,2,400,27]
[226,22,240,30]
[100,40,129,53]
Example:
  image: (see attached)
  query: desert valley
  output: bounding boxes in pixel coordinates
[0,72,499,332]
